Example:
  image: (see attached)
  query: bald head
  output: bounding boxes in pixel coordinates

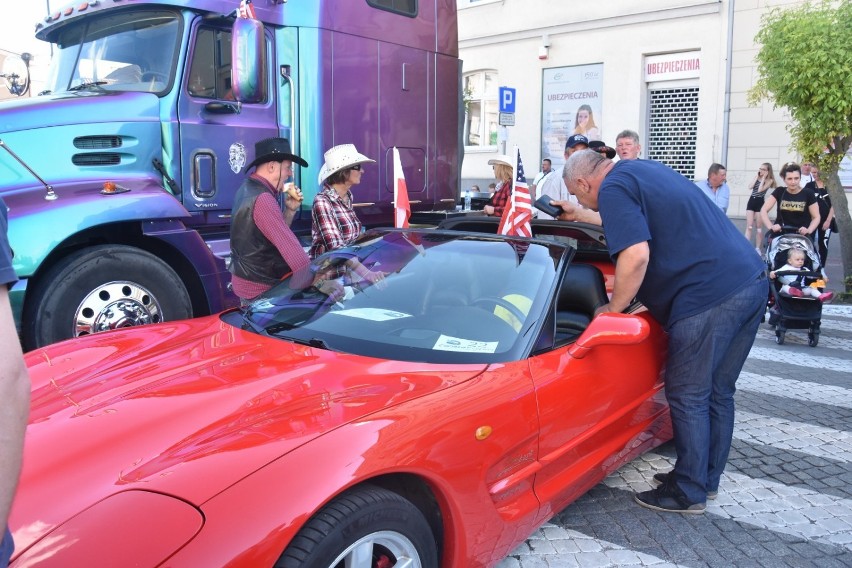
[563,149,609,184]
[562,149,613,211]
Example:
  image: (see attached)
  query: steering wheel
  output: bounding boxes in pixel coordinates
[472,296,527,324]
[141,71,168,84]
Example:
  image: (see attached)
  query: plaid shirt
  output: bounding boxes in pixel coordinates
[310,185,362,258]
[488,181,510,217]
[231,175,310,300]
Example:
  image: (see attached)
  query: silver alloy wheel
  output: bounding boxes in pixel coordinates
[73,281,163,337]
[326,530,422,568]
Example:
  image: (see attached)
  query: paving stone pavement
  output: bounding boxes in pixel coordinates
[497,303,852,567]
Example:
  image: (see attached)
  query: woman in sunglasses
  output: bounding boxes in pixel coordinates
[310,144,376,258]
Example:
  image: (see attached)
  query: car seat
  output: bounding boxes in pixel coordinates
[555,263,608,343]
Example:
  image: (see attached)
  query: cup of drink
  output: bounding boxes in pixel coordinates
[284,182,302,201]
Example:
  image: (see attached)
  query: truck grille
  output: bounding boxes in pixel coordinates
[72,153,122,166]
[73,136,123,149]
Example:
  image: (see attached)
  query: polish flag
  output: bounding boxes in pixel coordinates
[393,147,411,229]
[497,147,532,238]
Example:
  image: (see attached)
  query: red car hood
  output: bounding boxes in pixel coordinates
[14,315,486,549]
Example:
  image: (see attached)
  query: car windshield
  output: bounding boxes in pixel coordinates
[235,230,567,363]
[44,10,180,95]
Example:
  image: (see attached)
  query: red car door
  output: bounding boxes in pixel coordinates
[529,312,668,516]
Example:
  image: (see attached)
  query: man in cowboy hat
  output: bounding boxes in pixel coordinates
[230,137,339,303]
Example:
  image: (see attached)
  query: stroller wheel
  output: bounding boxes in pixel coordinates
[776,331,785,345]
[808,333,819,347]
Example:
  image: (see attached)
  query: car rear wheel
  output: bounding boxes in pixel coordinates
[276,485,438,568]
[23,245,192,350]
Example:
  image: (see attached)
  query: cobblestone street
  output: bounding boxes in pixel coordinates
[499,302,852,567]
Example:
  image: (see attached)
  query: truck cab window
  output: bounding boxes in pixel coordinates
[46,10,180,94]
[188,27,235,100]
[367,0,417,17]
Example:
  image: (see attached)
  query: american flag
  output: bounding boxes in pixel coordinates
[497,147,532,238]
[237,0,257,19]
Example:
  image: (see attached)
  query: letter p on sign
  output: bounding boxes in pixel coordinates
[499,87,516,113]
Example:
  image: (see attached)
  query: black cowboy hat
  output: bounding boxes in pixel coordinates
[244,137,308,172]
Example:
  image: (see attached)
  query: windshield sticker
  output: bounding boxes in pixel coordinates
[331,308,412,321]
[433,335,498,353]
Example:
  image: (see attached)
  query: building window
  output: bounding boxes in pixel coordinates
[646,87,699,179]
[367,0,417,17]
[464,70,498,149]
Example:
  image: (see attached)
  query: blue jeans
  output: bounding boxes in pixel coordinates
[665,273,768,504]
[0,527,13,567]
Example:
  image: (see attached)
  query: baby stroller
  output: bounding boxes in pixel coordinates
[764,228,826,346]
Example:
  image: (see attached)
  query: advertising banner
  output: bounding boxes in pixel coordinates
[541,63,603,170]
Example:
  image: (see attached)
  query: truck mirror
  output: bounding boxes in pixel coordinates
[1,53,31,97]
[231,17,267,104]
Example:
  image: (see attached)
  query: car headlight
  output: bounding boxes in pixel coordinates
[12,491,203,567]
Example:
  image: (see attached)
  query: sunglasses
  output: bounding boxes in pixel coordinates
[350,164,362,171]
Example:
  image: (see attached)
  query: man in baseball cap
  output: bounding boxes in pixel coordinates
[536,135,588,219]
[565,134,590,154]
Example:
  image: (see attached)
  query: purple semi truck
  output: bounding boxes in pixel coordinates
[0,0,461,349]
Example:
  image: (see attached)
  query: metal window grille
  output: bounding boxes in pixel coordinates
[647,87,699,179]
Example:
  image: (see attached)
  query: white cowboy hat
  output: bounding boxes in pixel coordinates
[487,155,513,167]
[317,144,376,184]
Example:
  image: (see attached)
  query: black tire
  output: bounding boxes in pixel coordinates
[276,485,438,568]
[23,245,192,350]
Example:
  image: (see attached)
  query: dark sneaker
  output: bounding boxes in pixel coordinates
[635,480,706,514]
[652,471,717,500]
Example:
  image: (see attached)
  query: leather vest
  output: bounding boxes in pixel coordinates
[229,177,291,286]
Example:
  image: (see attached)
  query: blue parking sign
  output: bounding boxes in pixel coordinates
[499,87,516,113]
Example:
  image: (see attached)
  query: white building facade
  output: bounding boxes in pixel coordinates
[458,0,851,217]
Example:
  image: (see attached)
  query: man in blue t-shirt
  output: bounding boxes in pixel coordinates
[0,197,30,565]
[559,151,767,514]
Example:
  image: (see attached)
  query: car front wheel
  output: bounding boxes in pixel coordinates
[276,485,438,568]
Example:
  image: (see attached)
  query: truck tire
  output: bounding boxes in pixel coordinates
[23,245,193,350]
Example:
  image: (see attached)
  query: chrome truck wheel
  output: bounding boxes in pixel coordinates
[23,245,192,350]
[74,280,163,335]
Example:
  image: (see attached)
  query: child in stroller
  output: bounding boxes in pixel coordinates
[770,249,834,302]
[765,231,832,346]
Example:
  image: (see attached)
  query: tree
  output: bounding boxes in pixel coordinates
[749,0,852,291]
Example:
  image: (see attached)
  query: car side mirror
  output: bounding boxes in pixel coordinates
[231,17,266,104]
[567,313,650,359]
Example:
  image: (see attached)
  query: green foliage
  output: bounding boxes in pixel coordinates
[748,0,852,168]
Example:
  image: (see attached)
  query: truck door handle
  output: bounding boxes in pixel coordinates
[353,202,374,208]
[204,101,241,114]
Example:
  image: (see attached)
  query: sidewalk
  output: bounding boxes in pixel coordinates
[729,216,845,290]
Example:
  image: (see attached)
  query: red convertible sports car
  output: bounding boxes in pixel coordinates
[11,220,670,567]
